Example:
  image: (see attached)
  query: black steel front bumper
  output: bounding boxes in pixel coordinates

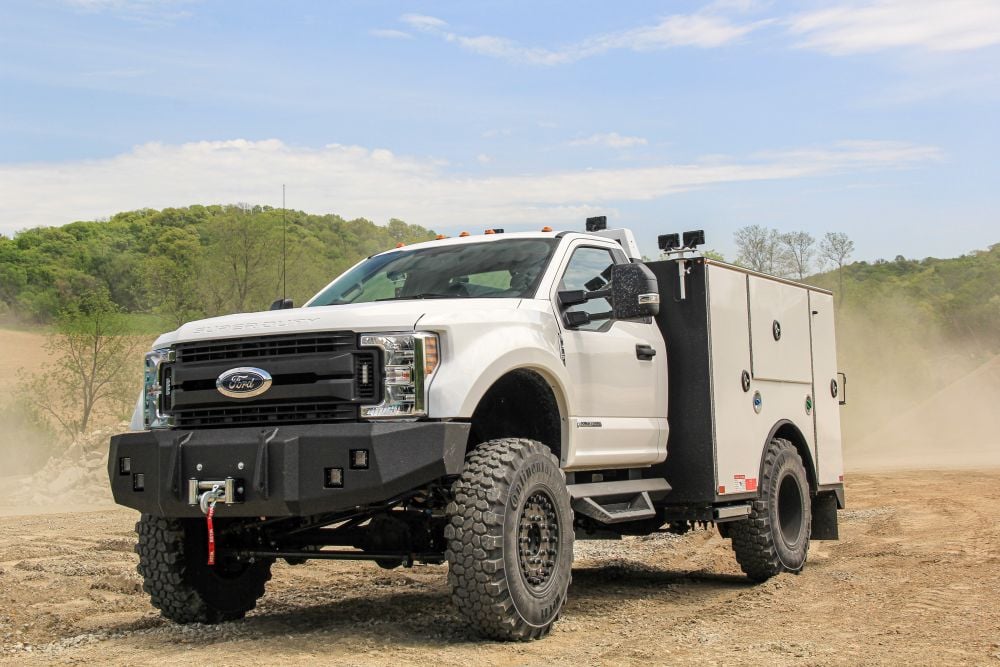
[108,422,470,518]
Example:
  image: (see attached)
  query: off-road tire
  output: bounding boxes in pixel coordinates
[135,514,272,624]
[446,438,574,641]
[729,437,811,582]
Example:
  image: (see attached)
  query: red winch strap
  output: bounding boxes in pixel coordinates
[206,503,217,566]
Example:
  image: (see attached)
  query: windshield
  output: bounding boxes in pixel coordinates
[306,238,559,306]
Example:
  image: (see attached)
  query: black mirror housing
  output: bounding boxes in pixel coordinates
[611,263,660,319]
[270,298,294,311]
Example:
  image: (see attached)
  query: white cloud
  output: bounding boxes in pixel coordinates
[476,154,493,165]
[605,13,765,51]
[0,139,941,236]
[789,0,1000,54]
[569,133,648,149]
[370,28,412,40]
[400,14,448,31]
[398,10,763,65]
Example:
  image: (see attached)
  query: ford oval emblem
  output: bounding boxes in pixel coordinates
[216,367,272,399]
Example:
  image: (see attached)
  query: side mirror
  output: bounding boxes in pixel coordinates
[557,289,589,308]
[610,263,660,319]
[563,310,592,328]
[269,298,294,311]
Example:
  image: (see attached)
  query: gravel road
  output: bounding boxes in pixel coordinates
[1,469,998,666]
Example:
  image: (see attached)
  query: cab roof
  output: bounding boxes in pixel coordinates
[371,229,616,257]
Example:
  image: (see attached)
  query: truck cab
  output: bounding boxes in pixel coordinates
[111,217,845,640]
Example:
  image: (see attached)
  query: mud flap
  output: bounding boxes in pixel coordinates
[811,492,839,540]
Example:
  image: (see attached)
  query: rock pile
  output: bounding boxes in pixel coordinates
[0,424,124,508]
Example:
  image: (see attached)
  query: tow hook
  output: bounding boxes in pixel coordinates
[198,484,226,515]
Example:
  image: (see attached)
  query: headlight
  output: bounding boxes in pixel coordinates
[359,332,439,420]
[144,347,175,429]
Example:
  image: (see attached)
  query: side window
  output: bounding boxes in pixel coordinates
[558,246,617,331]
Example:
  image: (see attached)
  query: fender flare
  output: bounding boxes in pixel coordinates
[759,419,818,494]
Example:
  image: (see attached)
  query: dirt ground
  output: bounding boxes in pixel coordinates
[1,469,998,666]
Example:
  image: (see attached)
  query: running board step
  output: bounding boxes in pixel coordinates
[567,478,671,525]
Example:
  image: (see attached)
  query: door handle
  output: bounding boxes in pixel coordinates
[636,344,656,361]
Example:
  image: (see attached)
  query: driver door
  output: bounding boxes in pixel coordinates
[553,242,668,470]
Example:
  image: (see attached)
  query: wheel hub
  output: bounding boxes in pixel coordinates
[517,490,559,590]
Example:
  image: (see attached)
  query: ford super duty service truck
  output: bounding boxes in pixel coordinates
[109,216,846,641]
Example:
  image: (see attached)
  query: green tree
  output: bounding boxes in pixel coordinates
[200,206,283,314]
[145,226,205,327]
[780,231,817,280]
[734,225,789,276]
[21,290,145,437]
[819,232,855,303]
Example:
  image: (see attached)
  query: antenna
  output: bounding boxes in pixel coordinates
[282,184,287,301]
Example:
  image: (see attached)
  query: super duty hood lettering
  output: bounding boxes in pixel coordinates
[189,317,321,335]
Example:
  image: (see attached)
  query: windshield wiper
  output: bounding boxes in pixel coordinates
[376,292,467,301]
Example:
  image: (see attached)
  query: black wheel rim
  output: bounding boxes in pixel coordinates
[517,489,559,592]
[777,474,804,546]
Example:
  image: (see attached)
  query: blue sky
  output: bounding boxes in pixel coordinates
[1,0,998,262]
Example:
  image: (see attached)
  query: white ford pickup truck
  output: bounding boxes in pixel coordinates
[110,216,845,640]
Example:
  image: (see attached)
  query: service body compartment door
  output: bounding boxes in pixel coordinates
[748,276,812,384]
[707,265,759,497]
[810,291,844,485]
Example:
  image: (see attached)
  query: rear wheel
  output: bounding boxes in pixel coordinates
[135,515,272,624]
[729,438,811,582]
[445,438,574,641]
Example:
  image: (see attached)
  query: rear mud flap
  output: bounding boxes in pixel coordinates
[811,492,839,540]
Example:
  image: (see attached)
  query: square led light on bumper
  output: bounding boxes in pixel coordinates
[350,449,369,469]
[324,467,344,488]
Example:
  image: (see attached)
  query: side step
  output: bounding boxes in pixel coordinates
[567,478,671,525]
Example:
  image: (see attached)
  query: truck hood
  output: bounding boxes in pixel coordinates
[152,299,523,347]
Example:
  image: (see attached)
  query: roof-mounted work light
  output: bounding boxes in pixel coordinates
[658,233,680,251]
[682,230,705,249]
[585,216,607,232]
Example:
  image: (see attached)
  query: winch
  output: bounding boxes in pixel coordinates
[187,477,244,514]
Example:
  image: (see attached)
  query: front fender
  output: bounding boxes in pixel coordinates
[421,302,570,419]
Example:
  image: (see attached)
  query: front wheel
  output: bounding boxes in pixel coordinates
[135,515,272,624]
[729,437,811,582]
[445,438,574,641]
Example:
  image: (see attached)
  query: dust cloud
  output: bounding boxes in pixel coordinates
[835,295,1000,471]
[0,329,116,512]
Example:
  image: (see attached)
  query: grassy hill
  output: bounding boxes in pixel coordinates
[0,205,437,328]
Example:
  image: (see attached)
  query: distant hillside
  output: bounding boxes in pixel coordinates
[807,244,1000,457]
[0,205,437,327]
[809,244,1000,351]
